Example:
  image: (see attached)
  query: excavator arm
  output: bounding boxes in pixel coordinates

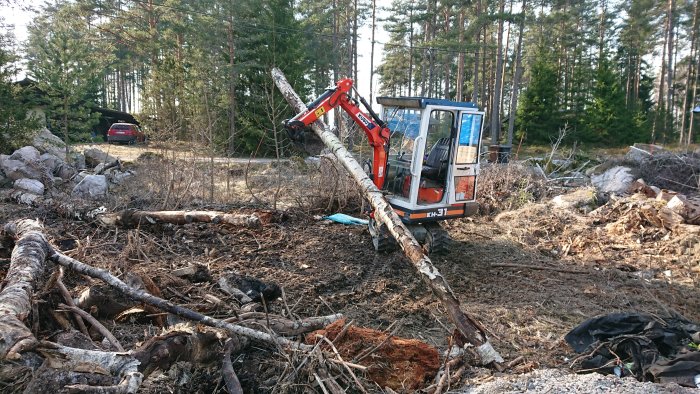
[284,78,391,189]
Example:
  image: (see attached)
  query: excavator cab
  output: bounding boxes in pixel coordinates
[371,97,484,252]
[281,77,484,253]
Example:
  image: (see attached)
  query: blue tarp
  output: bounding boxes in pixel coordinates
[322,213,369,226]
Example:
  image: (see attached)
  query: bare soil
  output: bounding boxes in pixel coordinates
[1,151,698,393]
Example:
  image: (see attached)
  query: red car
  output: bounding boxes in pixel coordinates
[107,123,146,144]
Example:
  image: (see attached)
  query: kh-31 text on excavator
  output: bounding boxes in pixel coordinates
[284,78,484,254]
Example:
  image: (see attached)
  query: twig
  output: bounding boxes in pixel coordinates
[222,339,244,394]
[318,336,368,394]
[58,303,125,352]
[280,287,295,321]
[332,319,354,346]
[352,321,402,363]
[490,262,587,274]
[55,267,90,336]
[313,372,331,394]
[318,296,336,314]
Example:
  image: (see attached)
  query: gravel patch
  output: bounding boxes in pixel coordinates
[454,368,698,394]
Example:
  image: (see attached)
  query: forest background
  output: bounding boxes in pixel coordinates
[0,0,699,156]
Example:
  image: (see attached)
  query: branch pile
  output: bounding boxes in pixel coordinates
[0,219,362,392]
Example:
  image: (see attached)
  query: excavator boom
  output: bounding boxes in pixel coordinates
[284,79,391,189]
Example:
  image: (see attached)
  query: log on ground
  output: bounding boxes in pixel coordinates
[97,209,261,228]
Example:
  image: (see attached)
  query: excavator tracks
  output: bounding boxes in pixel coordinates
[369,219,449,255]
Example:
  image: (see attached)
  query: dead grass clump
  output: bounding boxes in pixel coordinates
[494,203,590,251]
[477,162,550,215]
[287,155,364,214]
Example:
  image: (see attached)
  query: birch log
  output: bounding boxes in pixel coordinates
[272,68,502,364]
[97,210,261,228]
[0,219,50,359]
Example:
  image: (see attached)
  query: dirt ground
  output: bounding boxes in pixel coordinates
[1,145,698,393]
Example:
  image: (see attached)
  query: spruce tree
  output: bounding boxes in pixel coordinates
[0,18,39,153]
[516,44,560,144]
[26,1,106,149]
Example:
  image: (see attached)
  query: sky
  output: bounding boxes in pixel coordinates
[0,1,389,106]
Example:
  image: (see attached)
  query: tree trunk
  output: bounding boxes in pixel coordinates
[491,0,505,145]
[63,95,69,156]
[666,0,676,123]
[369,0,376,105]
[272,68,503,365]
[506,0,527,146]
[456,10,465,101]
[227,17,237,154]
[680,0,699,145]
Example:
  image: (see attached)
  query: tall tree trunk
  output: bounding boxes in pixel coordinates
[680,0,699,145]
[598,0,607,67]
[491,0,505,145]
[456,10,465,101]
[369,0,376,104]
[227,17,237,154]
[507,0,527,146]
[689,67,699,144]
[63,95,69,156]
[443,8,451,99]
[408,7,414,96]
[659,0,676,138]
[472,0,481,103]
[666,0,676,123]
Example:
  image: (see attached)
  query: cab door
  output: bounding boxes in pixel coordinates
[448,111,484,203]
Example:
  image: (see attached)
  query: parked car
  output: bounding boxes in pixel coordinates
[107,123,146,144]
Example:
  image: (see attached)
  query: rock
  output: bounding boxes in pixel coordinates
[109,170,134,184]
[550,188,597,210]
[13,178,45,195]
[68,152,86,170]
[83,148,117,167]
[40,153,62,174]
[628,178,659,198]
[0,170,9,188]
[72,174,108,199]
[667,195,700,224]
[56,162,77,180]
[94,162,106,174]
[32,128,67,160]
[591,166,636,194]
[9,146,41,163]
[0,158,44,181]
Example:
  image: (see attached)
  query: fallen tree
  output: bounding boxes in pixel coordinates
[97,209,261,228]
[272,68,503,365]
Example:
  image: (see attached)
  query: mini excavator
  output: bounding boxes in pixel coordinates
[284,78,484,253]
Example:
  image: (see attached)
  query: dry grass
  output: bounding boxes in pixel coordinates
[477,162,551,215]
[101,149,363,216]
